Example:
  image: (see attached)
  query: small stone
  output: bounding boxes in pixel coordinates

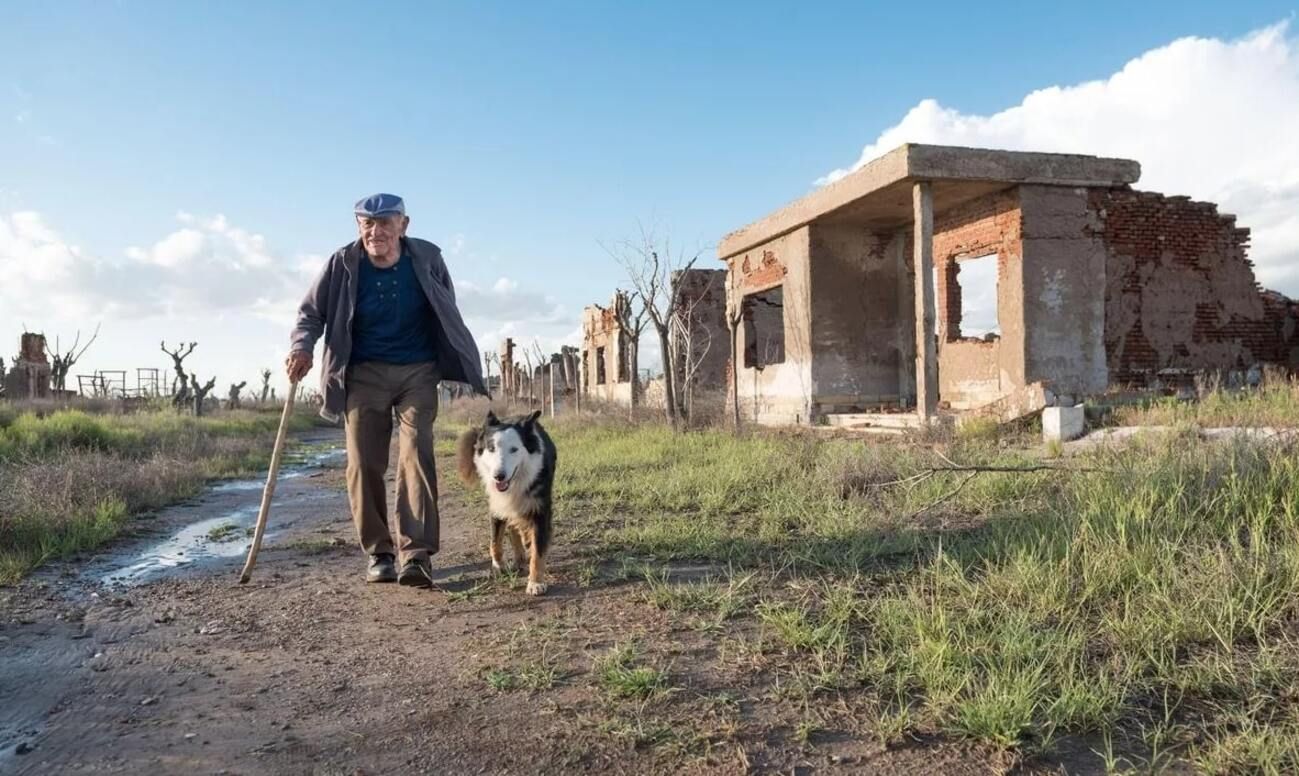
[184,733,197,740]
[141,696,158,706]
[15,742,34,755]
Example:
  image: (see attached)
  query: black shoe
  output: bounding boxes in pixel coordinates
[367,554,397,583]
[398,558,432,588]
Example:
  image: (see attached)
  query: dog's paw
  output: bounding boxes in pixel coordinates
[526,581,547,596]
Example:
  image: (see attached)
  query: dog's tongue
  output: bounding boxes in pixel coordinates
[494,481,510,493]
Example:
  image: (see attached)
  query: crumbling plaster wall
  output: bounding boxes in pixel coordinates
[1018,185,1108,397]
[1094,189,1295,382]
[727,226,814,425]
[807,224,905,410]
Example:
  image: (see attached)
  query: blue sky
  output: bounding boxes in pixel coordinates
[2,2,1297,394]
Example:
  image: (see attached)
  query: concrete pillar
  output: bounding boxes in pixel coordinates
[913,181,938,421]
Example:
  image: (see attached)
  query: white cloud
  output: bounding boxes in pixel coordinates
[448,233,466,256]
[0,213,581,388]
[128,227,205,267]
[1,211,306,322]
[819,21,1299,295]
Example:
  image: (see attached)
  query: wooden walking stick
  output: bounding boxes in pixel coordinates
[239,378,298,584]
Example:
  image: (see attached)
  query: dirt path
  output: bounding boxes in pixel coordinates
[0,428,1009,775]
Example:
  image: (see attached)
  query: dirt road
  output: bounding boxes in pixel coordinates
[0,428,1004,775]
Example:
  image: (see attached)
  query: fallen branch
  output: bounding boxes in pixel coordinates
[908,471,980,519]
[879,450,1117,519]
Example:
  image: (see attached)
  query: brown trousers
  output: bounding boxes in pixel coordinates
[344,361,440,561]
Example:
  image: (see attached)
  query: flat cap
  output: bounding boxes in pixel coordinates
[353,193,405,218]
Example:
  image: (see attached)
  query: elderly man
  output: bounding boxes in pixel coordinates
[287,193,487,587]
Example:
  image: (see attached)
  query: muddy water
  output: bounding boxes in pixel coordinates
[91,436,347,587]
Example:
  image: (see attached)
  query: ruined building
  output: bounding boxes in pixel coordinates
[669,269,729,398]
[718,143,1299,426]
[580,271,732,407]
[4,333,53,400]
[581,291,634,404]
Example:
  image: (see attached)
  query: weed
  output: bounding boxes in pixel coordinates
[595,642,669,699]
[207,522,242,542]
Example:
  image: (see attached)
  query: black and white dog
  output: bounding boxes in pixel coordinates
[456,410,556,595]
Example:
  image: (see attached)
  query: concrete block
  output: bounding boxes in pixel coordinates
[1043,405,1086,443]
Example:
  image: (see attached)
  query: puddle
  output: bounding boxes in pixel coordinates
[93,437,346,588]
[98,510,258,585]
[211,448,346,492]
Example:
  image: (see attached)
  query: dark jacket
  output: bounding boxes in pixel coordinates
[290,237,488,421]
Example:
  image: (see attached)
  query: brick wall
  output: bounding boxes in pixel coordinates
[734,248,788,291]
[1093,189,1298,382]
[931,190,1021,342]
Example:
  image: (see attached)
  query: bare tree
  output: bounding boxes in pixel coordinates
[227,380,247,409]
[526,341,548,412]
[190,375,217,416]
[483,351,501,398]
[47,324,101,392]
[604,223,701,427]
[161,341,197,408]
[670,272,722,422]
[517,348,532,408]
[259,368,272,402]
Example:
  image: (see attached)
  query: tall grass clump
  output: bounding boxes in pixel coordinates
[854,439,1299,763]
[0,406,316,583]
[1113,374,1299,429]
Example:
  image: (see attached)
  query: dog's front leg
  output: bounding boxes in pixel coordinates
[508,527,526,573]
[489,518,507,574]
[523,524,547,596]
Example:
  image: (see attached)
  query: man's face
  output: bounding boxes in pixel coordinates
[356,214,409,259]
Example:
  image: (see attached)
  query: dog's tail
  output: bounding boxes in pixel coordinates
[455,427,479,486]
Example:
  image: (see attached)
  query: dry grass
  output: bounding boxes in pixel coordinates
[0,404,315,583]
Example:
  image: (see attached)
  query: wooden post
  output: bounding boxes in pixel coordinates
[913,181,938,422]
[548,363,556,418]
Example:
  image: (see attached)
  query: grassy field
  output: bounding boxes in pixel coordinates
[447,384,1299,772]
[0,402,315,584]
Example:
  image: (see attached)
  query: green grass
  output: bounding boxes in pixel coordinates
[207,522,242,542]
[0,405,316,583]
[489,384,1299,768]
[641,568,753,619]
[1111,375,1299,428]
[595,642,670,699]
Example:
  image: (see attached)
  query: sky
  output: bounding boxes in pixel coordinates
[2,1,1297,396]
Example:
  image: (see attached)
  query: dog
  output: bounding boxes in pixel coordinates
[456,410,556,595]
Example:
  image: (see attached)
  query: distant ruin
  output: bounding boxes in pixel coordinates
[580,291,635,404]
[3,333,53,400]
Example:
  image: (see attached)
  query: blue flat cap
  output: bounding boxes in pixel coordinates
[354,193,405,217]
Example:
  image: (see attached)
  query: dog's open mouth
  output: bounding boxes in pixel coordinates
[493,478,511,493]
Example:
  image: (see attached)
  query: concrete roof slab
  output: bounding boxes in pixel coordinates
[719,144,1141,260]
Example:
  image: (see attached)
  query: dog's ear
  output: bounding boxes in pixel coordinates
[485,410,500,427]
[524,410,542,426]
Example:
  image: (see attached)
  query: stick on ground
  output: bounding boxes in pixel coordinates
[238,379,298,584]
